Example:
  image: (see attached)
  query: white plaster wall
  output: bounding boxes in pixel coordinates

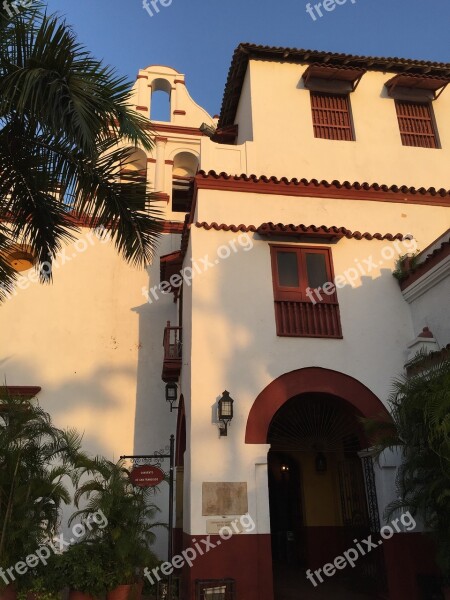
[0,229,179,558]
[182,190,450,534]
[404,260,450,347]
[180,238,193,534]
[195,189,450,252]
[205,61,450,189]
[235,67,253,144]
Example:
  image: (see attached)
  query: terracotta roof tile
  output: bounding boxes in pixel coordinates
[195,171,450,205]
[194,221,406,241]
[256,223,405,241]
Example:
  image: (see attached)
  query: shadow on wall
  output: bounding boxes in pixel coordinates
[0,358,136,457]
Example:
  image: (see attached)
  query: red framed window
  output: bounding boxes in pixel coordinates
[395,100,439,149]
[310,92,355,141]
[270,245,342,338]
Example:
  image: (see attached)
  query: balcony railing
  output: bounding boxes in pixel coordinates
[275,300,343,338]
[162,321,182,382]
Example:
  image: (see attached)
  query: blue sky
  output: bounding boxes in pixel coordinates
[45,0,450,117]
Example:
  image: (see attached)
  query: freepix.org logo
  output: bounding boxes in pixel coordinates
[142,0,173,18]
[2,0,33,18]
[306,0,357,21]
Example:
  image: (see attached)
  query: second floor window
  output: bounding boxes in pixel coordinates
[270,245,343,338]
[310,92,355,141]
[395,100,439,149]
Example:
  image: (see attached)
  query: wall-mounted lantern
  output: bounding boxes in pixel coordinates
[218,390,234,437]
[165,382,178,412]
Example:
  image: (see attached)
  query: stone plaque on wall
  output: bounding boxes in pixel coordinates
[202,482,248,516]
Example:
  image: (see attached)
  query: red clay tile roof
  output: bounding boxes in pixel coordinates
[256,223,405,241]
[194,222,406,241]
[195,171,450,205]
[219,43,450,127]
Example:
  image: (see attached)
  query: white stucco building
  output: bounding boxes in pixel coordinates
[1,44,449,600]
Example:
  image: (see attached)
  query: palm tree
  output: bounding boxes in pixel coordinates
[365,351,450,584]
[0,394,90,572]
[69,458,163,587]
[0,3,162,301]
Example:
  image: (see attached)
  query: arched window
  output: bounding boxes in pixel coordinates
[150,78,172,122]
[172,152,199,212]
[120,147,147,208]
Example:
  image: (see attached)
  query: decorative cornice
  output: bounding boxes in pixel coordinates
[195,171,450,206]
[149,124,205,137]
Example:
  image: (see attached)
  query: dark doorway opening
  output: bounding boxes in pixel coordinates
[267,393,386,599]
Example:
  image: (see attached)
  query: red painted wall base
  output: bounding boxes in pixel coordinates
[181,533,273,600]
[175,531,440,600]
[384,533,441,600]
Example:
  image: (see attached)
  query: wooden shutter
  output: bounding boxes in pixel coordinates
[395,101,438,148]
[270,246,342,338]
[310,92,354,141]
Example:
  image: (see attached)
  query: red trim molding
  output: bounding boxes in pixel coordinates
[155,136,168,143]
[0,386,41,399]
[136,106,148,112]
[149,124,205,136]
[174,79,186,85]
[136,75,148,80]
[173,110,186,115]
[245,367,390,443]
[165,160,175,165]
[162,221,184,233]
[153,192,170,203]
[147,158,156,163]
[195,171,450,207]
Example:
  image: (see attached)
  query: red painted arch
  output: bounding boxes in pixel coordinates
[245,367,390,443]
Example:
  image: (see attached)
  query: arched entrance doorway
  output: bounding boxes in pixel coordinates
[246,368,390,600]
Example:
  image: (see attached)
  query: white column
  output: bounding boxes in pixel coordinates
[155,137,167,192]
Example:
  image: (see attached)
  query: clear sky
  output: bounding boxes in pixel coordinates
[45,0,450,117]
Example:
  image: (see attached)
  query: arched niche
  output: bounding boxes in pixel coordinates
[119,147,147,207]
[150,78,172,122]
[172,152,199,213]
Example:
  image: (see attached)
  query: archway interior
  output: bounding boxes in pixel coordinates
[267,392,378,597]
[172,152,199,212]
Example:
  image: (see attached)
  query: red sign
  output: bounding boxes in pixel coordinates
[130,465,165,488]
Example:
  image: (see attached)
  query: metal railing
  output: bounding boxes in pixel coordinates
[195,579,236,600]
[163,322,182,361]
